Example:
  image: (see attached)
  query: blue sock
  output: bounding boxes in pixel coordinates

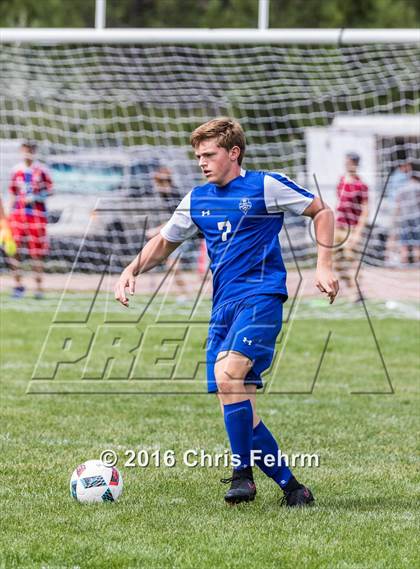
[252,420,293,488]
[223,400,253,471]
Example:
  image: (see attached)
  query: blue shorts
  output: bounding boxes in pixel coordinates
[399,219,420,245]
[206,294,284,393]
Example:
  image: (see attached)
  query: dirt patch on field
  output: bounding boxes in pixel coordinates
[0,266,418,302]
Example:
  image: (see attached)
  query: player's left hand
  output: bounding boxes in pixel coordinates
[315,267,339,304]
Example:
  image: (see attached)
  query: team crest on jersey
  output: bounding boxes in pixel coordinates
[239,198,252,214]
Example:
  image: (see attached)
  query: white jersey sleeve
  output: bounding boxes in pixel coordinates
[160,191,199,243]
[264,172,314,215]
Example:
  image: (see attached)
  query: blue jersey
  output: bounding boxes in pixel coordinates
[160,169,314,311]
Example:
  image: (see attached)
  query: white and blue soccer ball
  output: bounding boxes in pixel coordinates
[70,459,123,503]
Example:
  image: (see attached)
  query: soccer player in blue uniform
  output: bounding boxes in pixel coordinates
[115,118,339,507]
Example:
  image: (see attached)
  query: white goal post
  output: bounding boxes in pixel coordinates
[0,27,418,44]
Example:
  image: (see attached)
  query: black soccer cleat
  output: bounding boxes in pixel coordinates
[221,466,257,504]
[281,485,315,508]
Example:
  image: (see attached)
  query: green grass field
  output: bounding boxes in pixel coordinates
[1,293,419,569]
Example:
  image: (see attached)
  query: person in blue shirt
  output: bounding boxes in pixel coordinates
[115,117,339,507]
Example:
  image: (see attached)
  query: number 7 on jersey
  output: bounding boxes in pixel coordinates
[217,220,231,242]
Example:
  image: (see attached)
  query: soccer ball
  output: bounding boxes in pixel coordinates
[70,459,123,503]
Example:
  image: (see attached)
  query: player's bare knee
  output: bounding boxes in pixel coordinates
[215,365,243,393]
[214,367,236,393]
[215,359,249,393]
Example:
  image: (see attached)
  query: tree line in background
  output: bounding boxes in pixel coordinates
[0,0,419,28]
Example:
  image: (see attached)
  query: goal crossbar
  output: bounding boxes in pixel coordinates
[1,27,419,45]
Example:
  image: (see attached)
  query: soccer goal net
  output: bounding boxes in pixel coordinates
[1,36,419,283]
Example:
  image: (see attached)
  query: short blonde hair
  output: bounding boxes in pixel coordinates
[190,117,246,165]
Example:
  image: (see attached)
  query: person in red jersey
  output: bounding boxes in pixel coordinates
[8,141,53,299]
[334,152,369,302]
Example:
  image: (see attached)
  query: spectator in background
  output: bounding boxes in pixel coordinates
[386,155,412,201]
[146,166,189,299]
[373,155,412,263]
[388,171,420,265]
[381,150,417,265]
[8,141,53,299]
[334,152,369,302]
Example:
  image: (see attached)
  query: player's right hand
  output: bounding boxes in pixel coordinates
[114,268,136,307]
